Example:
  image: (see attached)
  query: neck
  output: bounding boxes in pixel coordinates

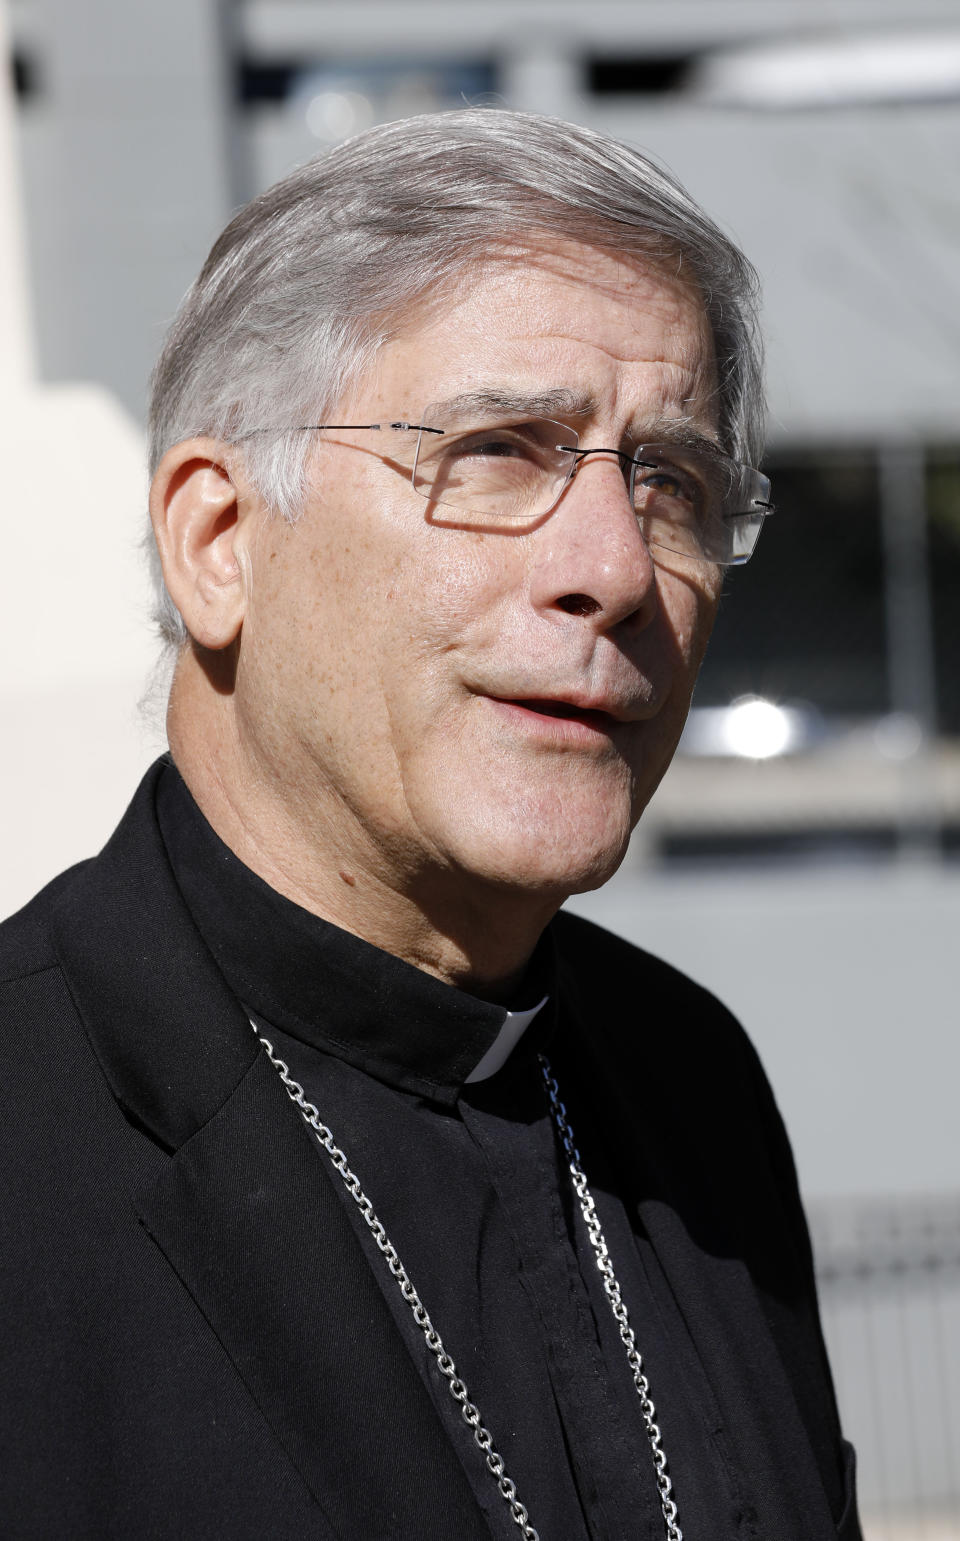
[167,660,559,1002]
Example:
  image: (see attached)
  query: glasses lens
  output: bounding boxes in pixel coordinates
[631,446,770,565]
[413,408,577,524]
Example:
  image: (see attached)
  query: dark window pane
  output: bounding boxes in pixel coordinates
[12,50,40,101]
[927,452,960,736]
[697,450,887,717]
[586,56,692,96]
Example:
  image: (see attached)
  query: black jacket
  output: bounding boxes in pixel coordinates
[0,763,861,1539]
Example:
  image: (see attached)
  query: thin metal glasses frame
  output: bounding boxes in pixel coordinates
[289,417,773,565]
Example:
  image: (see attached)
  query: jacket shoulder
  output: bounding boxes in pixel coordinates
[0,863,90,984]
[552,906,745,1043]
[0,759,170,989]
[551,907,778,1159]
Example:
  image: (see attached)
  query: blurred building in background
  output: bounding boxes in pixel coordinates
[3,0,960,1531]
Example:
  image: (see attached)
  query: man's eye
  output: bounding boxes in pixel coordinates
[636,467,695,501]
[451,433,533,460]
[470,437,524,458]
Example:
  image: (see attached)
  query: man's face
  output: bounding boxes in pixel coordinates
[234,242,722,902]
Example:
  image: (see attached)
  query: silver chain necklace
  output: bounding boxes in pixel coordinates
[252,1024,682,1541]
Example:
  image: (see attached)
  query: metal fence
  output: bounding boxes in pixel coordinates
[810,1195,960,1539]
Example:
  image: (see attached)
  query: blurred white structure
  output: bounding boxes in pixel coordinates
[0,0,161,918]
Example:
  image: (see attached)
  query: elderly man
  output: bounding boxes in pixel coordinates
[0,110,859,1540]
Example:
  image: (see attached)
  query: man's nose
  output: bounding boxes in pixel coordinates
[528,451,659,630]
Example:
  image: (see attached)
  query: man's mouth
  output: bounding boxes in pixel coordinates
[509,699,616,730]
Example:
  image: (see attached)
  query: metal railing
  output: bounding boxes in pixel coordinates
[810,1195,960,1539]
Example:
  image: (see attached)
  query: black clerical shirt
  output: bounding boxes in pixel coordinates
[156,761,748,1540]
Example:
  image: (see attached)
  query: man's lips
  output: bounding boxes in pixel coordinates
[483,684,658,721]
[468,680,661,737]
[508,699,619,730]
[480,691,660,745]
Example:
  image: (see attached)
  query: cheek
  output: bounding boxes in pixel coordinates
[659,567,721,671]
[239,531,381,742]
[270,528,516,772]
[382,532,521,662]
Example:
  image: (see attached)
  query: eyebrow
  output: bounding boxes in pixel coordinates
[627,413,723,457]
[425,390,726,457]
[427,387,599,421]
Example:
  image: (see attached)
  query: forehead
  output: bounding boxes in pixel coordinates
[368,240,717,433]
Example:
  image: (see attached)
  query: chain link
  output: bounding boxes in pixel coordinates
[253,1027,539,1540]
[252,1022,681,1540]
[539,1054,682,1541]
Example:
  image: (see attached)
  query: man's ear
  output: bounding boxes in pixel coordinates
[149,439,252,650]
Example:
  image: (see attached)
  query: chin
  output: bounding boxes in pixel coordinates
[562,845,631,896]
[447,798,634,900]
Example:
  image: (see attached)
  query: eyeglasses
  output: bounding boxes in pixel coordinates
[291,406,774,565]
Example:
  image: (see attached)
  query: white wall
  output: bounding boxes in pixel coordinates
[0,0,163,918]
[0,381,165,916]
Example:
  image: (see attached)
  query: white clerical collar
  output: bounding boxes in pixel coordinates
[464,996,549,1084]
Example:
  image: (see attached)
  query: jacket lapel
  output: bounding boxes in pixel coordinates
[138,1050,485,1537]
[49,763,488,1539]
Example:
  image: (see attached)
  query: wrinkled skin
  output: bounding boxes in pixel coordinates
[161,241,723,993]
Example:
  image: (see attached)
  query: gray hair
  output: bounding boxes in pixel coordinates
[148,107,764,647]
